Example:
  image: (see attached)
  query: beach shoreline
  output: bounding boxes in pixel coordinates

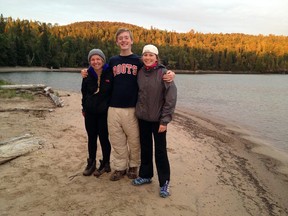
[176,106,288,176]
[0,66,83,73]
[0,90,287,215]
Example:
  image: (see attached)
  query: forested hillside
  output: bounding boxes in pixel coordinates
[1,15,288,73]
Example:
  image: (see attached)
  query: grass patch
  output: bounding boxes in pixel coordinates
[0,79,34,100]
[0,79,12,85]
[0,89,34,100]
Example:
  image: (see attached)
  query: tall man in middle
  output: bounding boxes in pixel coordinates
[108,28,142,181]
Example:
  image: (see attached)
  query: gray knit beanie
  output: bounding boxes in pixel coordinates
[88,49,106,63]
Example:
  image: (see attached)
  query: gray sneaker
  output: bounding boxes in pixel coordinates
[160,181,170,198]
[132,177,152,186]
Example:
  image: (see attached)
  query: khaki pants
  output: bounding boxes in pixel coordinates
[108,107,140,170]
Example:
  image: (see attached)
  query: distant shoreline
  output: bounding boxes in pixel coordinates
[0,66,286,74]
[0,67,82,73]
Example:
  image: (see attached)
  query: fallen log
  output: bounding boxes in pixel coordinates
[0,133,44,165]
[0,84,46,90]
[44,87,64,107]
[0,133,32,145]
[0,108,54,112]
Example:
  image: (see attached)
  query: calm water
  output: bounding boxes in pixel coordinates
[175,74,288,153]
[1,72,287,153]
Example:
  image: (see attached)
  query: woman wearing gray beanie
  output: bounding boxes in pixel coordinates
[81,48,113,177]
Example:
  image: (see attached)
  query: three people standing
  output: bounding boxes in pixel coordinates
[81,29,177,198]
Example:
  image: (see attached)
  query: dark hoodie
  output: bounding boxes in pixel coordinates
[81,65,113,114]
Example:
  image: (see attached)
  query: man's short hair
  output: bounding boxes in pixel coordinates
[115,28,134,41]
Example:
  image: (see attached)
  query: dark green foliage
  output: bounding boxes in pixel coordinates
[0,79,12,85]
[0,88,34,100]
[0,15,288,73]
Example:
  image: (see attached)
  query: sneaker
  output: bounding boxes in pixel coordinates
[160,181,170,198]
[132,177,152,186]
[94,160,111,178]
[127,167,138,179]
[83,159,96,176]
[109,170,126,181]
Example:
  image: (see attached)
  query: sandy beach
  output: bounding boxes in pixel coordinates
[0,88,288,216]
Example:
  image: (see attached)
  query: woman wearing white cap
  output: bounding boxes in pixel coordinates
[132,44,177,198]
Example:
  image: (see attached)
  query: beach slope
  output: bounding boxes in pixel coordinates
[0,91,287,216]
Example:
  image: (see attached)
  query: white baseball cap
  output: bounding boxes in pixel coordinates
[142,44,159,55]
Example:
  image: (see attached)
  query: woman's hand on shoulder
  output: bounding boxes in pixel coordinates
[81,68,88,78]
[163,70,175,82]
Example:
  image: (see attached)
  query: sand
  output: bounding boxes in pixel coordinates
[0,90,288,216]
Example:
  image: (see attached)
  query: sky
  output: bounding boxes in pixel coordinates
[1,0,288,36]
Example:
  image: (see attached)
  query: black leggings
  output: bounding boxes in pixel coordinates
[84,112,111,164]
[138,119,170,187]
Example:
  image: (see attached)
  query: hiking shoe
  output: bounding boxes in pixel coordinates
[132,177,152,186]
[127,167,138,179]
[160,181,170,198]
[109,170,126,181]
[94,160,111,178]
[83,159,96,176]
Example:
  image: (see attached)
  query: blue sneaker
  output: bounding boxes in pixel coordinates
[132,177,152,186]
[160,181,170,198]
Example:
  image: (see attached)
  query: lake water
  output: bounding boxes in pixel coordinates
[0,72,287,153]
[175,74,288,153]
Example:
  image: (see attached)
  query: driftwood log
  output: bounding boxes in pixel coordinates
[43,87,64,107]
[0,84,64,107]
[0,108,54,112]
[0,84,46,90]
[0,133,44,165]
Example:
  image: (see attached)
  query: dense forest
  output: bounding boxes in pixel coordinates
[0,15,288,73]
